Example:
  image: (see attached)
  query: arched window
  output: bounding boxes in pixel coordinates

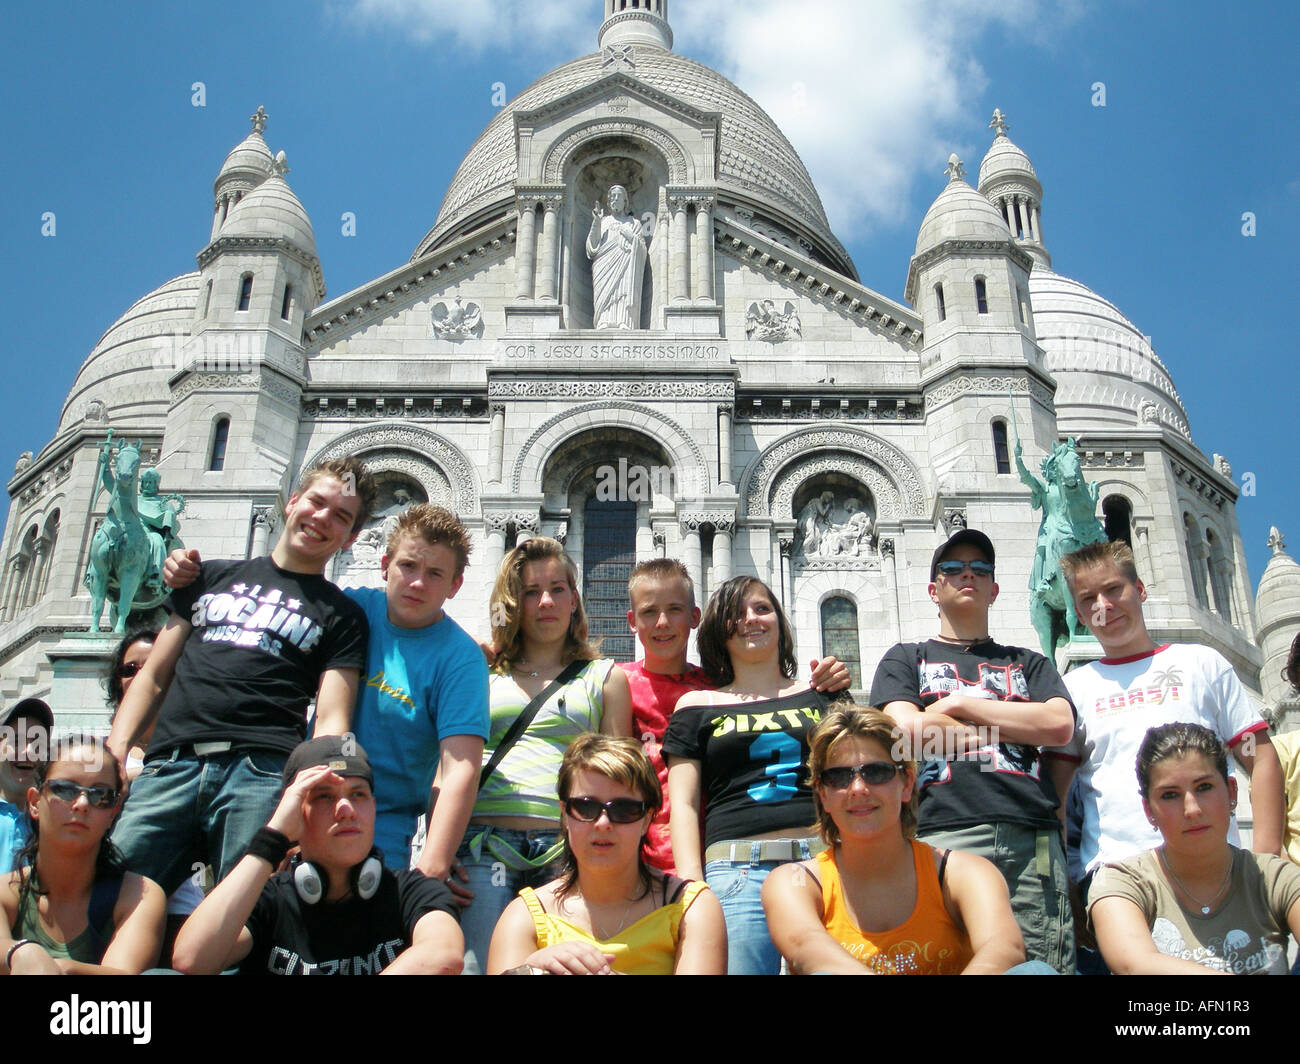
[280,283,293,321]
[974,277,988,315]
[582,497,637,661]
[1205,529,1233,623]
[821,597,861,689]
[992,420,1011,474]
[934,283,946,322]
[237,274,253,312]
[1183,513,1209,610]
[1102,495,1133,547]
[1016,286,1027,324]
[202,279,213,318]
[208,417,230,472]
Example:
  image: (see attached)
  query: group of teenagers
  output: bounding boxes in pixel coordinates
[3,453,1299,976]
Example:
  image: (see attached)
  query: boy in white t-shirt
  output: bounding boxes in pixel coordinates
[1047,540,1283,887]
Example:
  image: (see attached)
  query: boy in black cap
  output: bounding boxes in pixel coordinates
[173,736,462,974]
[869,529,1077,973]
[0,698,53,873]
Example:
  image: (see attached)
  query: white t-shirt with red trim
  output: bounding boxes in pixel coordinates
[1051,643,1266,879]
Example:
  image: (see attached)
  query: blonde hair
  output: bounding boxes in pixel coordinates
[807,707,917,844]
[385,504,471,576]
[627,557,695,607]
[490,537,599,673]
[1060,540,1140,591]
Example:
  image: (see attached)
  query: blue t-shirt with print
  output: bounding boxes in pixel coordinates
[0,800,30,874]
[346,587,489,865]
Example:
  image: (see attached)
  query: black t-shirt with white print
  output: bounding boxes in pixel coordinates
[868,639,1074,833]
[240,867,456,975]
[148,555,369,756]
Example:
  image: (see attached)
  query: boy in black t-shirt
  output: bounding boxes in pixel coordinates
[173,736,461,974]
[868,529,1077,973]
[108,458,375,898]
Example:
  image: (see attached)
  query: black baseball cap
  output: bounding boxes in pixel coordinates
[282,735,373,788]
[930,529,996,581]
[1,697,53,731]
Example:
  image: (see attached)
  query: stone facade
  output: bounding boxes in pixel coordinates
[0,2,1269,734]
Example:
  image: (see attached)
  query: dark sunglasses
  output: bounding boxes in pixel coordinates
[115,661,144,679]
[563,797,649,824]
[42,779,119,808]
[820,762,904,790]
[935,559,995,578]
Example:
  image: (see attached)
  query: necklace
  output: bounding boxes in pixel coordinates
[1158,846,1232,915]
[573,885,646,941]
[932,633,987,648]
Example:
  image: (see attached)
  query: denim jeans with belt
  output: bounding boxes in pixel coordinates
[455,824,563,975]
[706,838,816,976]
[112,747,286,896]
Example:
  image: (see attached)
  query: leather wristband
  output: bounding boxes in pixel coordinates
[246,826,293,867]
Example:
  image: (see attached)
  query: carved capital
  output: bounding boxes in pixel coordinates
[484,512,513,534]
[252,505,276,529]
[778,536,795,558]
[880,538,895,559]
[652,529,667,550]
[491,403,506,418]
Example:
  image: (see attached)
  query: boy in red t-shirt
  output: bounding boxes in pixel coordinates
[619,559,848,871]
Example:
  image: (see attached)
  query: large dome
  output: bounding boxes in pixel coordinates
[415,48,850,273]
[1028,267,1192,439]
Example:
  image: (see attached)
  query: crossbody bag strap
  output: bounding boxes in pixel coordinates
[478,659,589,792]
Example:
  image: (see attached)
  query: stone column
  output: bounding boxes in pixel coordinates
[515,512,539,545]
[1135,521,1156,590]
[26,538,49,606]
[483,514,509,579]
[1002,198,1014,233]
[2,558,24,619]
[881,538,902,643]
[1025,199,1038,242]
[712,517,734,587]
[488,404,506,485]
[514,198,538,301]
[669,196,690,303]
[680,517,703,594]
[536,196,561,303]
[1032,205,1043,245]
[694,197,715,303]
[250,506,275,559]
[778,535,795,609]
[717,404,733,487]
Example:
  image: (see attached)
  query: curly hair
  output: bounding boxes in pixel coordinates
[489,538,600,674]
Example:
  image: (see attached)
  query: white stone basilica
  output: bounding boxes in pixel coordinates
[4,0,1297,732]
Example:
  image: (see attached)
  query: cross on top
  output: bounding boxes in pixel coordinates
[250,105,268,134]
[989,108,1009,138]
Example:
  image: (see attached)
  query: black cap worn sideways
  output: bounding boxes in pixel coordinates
[930,529,996,581]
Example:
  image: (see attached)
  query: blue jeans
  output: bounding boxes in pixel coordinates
[706,839,815,976]
[456,825,562,975]
[113,748,286,895]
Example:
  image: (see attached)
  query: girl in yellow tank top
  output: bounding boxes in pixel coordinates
[762,708,1030,975]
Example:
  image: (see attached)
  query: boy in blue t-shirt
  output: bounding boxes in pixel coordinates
[0,698,53,873]
[165,504,488,885]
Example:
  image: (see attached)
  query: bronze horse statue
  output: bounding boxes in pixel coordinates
[1015,436,1106,658]
[85,432,166,633]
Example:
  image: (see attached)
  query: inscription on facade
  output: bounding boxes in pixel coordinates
[498,341,724,362]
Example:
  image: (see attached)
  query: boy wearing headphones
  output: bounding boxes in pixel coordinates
[173,736,463,975]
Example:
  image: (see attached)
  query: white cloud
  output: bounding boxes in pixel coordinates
[675,0,1079,238]
[336,0,1080,238]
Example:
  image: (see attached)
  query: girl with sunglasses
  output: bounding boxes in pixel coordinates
[1088,722,1300,974]
[453,538,633,974]
[763,708,1034,974]
[663,575,842,975]
[487,734,725,974]
[104,627,159,781]
[1,734,165,974]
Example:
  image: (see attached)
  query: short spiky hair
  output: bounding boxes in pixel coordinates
[295,457,377,533]
[627,557,695,606]
[386,504,471,576]
[1060,539,1140,591]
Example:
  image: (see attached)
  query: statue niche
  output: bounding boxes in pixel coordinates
[586,184,648,330]
[792,481,877,567]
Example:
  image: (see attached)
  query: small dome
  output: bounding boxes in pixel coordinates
[219,162,317,258]
[59,272,201,435]
[1258,533,1300,616]
[214,129,272,194]
[914,161,1010,256]
[978,134,1037,189]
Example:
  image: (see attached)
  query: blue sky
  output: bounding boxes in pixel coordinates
[1,0,1295,594]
